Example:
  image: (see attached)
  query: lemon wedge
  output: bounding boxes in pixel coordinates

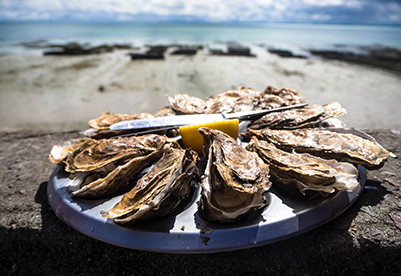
[179,119,239,156]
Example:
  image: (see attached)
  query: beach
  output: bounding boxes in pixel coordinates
[1,45,401,131]
[2,44,401,275]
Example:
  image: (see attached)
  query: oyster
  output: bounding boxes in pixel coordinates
[65,134,180,198]
[153,106,176,117]
[248,102,346,130]
[244,128,392,170]
[258,85,306,109]
[205,85,306,114]
[205,86,260,114]
[167,94,207,114]
[101,148,199,223]
[64,134,176,173]
[49,138,88,165]
[199,127,271,223]
[88,111,154,130]
[246,137,359,196]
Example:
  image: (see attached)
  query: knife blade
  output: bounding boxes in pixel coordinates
[109,103,308,131]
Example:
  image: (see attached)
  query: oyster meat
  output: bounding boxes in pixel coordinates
[246,137,359,196]
[101,148,199,223]
[199,127,271,223]
[245,128,391,170]
[65,134,180,198]
[248,102,346,130]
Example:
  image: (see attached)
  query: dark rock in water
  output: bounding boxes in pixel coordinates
[19,40,49,48]
[170,45,203,55]
[309,45,401,75]
[209,49,225,55]
[43,42,133,56]
[129,52,165,60]
[129,45,168,60]
[44,43,91,55]
[268,49,307,59]
[171,48,197,55]
[209,44,256,57]
[227,46,255,57]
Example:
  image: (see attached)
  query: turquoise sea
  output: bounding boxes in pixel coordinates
[0,22,400,55]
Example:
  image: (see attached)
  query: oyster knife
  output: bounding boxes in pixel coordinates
[109,103,307,131]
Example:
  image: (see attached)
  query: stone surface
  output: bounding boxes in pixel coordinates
[0,129,400,275]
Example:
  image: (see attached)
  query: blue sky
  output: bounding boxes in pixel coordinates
[1,0,400,25]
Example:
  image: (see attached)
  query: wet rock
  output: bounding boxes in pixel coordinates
[129,45,168,60]
[170,45,203,55]
[43,43,133,56]
[209,43,256,57]
[309,46,401,75]
[268,48,307,59]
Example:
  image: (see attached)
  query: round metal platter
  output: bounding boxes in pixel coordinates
[47,164,366,253]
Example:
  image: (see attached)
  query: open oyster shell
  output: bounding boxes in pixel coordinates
[64,134,177,173]
[49,138,88,165]
[64,134,180,198]
[101,148,199,224]
[244,128,392,170]
[199,127,271,223]
[68,149,166,198]
[246,137,359,196]
[248,102,346,130]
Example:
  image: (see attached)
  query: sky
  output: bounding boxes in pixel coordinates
[0,0,401,25]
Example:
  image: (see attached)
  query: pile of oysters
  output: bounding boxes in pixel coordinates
[49,85,393,224]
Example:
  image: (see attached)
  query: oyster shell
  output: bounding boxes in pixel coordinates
[88,111,154,130]
[68,148,168,198]
[205,86,260,114]
[205,85,306,114]
[153,106,176,117]
[64,134,176,173]
[248,102,346,130]
[246,137,359,196]
[259,85,306,109]
[167,94,207,114]
[65,134,180,198]
[199,127,271,223]
[244,128,391,170]
[101,148,199,223]
[49,138,88,165]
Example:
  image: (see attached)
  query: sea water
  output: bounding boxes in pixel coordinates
[0,21,400,55]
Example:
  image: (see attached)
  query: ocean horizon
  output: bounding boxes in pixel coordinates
[0,21,400,55]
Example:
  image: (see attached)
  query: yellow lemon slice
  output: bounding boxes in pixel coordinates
[179,119,239,156]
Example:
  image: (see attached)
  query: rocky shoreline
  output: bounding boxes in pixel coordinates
[20,40,401,75]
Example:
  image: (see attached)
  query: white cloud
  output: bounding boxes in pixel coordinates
[303,0,345,6]
[0,0,400,24]
[311,13,332,21]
